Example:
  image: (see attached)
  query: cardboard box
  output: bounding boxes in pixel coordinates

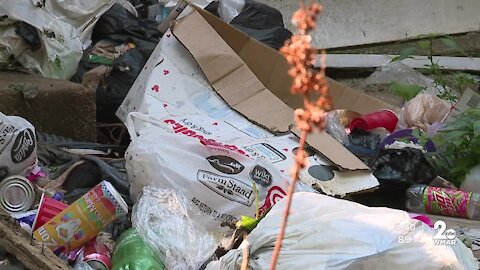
[117,6,399,194]
[171,7,399,171]
[445,87,480,122]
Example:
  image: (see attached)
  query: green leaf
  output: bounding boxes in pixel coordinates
[389,82,424,100]
[474,120,480,138]
[411,129,421,138]
[240,216,260,232]
[440,38,459,49]
[442,130,466,141]
[417,40,431,49]
[391,47,417,62]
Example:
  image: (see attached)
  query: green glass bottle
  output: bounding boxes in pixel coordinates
[112,228,165,270]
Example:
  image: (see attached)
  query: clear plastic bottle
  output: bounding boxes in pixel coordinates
[406,184,480,220]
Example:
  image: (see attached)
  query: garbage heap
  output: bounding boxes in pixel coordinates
[0,1,479,270]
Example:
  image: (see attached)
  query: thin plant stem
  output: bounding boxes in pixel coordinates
[269,2,329,268]
[269,130,307,270]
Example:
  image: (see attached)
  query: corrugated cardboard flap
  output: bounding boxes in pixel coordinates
[171,8,369,171]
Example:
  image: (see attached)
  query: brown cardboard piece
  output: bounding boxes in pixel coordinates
[171,7,397,171]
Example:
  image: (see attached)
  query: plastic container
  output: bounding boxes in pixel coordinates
[349,110,398,133]
[112,228,165,270]
[406,184,480,220]
[32,193,69,231]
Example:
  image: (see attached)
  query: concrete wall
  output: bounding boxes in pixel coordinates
[257,0,480,48]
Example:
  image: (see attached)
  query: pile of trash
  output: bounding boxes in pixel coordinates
[0,0,479,270]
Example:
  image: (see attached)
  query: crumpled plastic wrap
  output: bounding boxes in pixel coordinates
[364,61,449,97]
[219,0,245,23]
[399,94,451,132]
[325,111,349,146]
[132,187,218,270]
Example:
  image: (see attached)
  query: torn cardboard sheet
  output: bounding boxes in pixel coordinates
[445,88,480,122]
[117,8,403,195]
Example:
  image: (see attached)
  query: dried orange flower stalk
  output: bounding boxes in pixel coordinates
[269,2,330,270]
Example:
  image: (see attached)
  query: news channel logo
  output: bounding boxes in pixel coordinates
[396,220,456,246]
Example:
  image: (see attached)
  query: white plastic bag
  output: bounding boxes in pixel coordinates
[400,94,451,132]
[125,112,296,231]
[219,0,245,23]
[0,112,38,179]
[207,192,478,270]
[132,187,217,270]
[0,0,116,79]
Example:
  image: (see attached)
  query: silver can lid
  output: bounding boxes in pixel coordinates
[86,260,109,270]
[0,175,35,213]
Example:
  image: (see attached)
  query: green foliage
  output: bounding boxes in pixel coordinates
[417,40,431,49]
[239,215,260,232]
[440,37,458,50]
[391,47,417,62]
[389,81,424,101]
[390,34,472,102]
[411,128,430,147]
[451,72,477,92]
[431,109,480,185]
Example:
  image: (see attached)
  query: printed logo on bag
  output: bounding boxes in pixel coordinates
[259,186,287,216]
[249,165,272,188]
[180,118,212,135]
[242,143,286,163]
[10,128,35,163]
[0,121,17,154]
[206,155,245,174]
[197,170,254,206]
[0,166,8,179]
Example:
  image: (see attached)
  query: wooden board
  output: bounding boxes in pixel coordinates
[0,213,70,270]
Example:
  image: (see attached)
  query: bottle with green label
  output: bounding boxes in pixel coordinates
[406,184,480,220]
[112,228,165,270]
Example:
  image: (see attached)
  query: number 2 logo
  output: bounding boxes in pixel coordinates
[434,220,456,240]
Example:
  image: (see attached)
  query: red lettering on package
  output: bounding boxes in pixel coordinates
[164,119,247,156]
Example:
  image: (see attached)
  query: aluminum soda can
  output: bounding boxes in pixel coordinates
[33,180,128,252]
[0,175,35,213]
[83,238,112,270]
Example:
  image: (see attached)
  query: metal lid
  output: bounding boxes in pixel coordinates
[0,175,35,213]
[86,259,109,270]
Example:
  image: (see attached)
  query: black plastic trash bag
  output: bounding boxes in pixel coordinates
[350,148,437,211]
[205,0,292,50]
[92,4,160,51]
[346,128,381,159]
[370,148,437,184]
[15,21,41,51]
[72,4,160,123]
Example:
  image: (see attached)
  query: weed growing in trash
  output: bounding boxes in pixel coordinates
[429,108,480,186]
[269,2,331,270]
[390,34,476,102]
